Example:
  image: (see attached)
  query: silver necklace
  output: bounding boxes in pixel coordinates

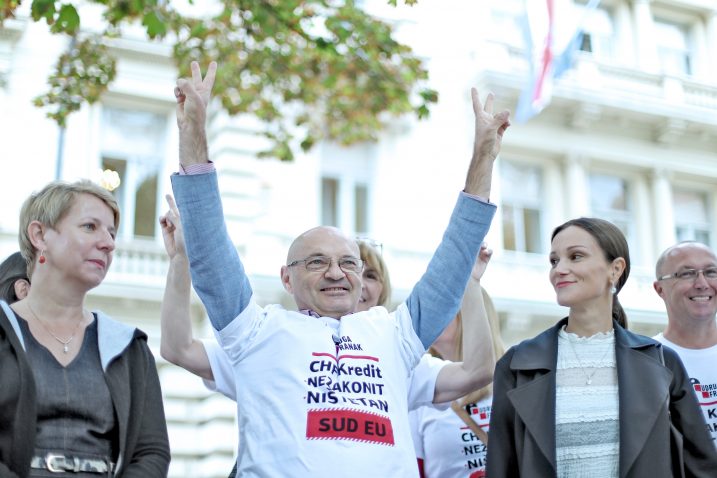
[566,333,612,385]
[26,300,84,354]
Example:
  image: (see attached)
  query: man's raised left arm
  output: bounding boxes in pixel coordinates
[406,89,510,348]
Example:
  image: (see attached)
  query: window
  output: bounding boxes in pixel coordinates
[673,189,711,245]
[319,144,375,236]
[589,174,632,241]
[576,5,614,59]
[500,161,543,253]
[320,176,369,235]
[100,106,167,239]
[354,184,368,234]
[321,178,339,227]
[654,19,692,76]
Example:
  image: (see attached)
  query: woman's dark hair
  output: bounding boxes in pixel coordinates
[0,252,29,304]
[551,218,630,329]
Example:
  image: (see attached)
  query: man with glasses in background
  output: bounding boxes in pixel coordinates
[168,61,510,476]
[654,241,717,446]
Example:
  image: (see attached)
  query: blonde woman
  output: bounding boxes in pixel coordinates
[1,180,169,477]
[409,281,503,478]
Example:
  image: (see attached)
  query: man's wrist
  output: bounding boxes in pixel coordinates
[179,161,215,175]
[169,254,190,266]
[461,190,492,204]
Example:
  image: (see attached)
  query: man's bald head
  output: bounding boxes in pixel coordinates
[281,226,362,319]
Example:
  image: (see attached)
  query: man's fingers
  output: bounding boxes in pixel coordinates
[203,61,218,90]
[471,88,480,116]
[495,110,511,124]
[176,78,190,92]
[495,110,511,137]
[165,194,179,215]
[484,92,495,113]
[174,86,185,103]
[159,214,175,231]
[191,61,202,84]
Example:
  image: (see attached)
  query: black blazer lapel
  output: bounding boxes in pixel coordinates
[614,325,671,477]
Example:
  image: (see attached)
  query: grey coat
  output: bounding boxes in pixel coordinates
[0,301,169,477]
[487,318,717,478]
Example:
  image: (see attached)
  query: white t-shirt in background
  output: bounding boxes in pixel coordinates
[655,333,717,446]
[410,395,492,478]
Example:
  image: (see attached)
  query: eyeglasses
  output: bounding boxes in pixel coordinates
[657,267,717,282]
[287,255,364,274]
[356,237,383,255]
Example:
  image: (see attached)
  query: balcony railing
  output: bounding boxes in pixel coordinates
[105,238,170,288]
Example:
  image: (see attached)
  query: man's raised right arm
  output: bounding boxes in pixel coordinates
[170,61,252,331]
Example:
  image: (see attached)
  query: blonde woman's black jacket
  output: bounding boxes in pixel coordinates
[0,301,170,478]
[486,318,717,478]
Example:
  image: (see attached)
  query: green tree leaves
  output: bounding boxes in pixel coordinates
[7,0,437,160]
[32,37,117,127]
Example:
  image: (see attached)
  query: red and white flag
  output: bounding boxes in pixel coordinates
[516,0,601,122]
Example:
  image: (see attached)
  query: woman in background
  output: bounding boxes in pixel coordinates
[0,251,30,304]
[410,285,504,478]
[0,179,169,477]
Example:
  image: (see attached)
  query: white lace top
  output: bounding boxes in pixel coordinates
[555,326,619,478]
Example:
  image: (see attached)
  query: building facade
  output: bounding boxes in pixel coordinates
[2,0,716,475]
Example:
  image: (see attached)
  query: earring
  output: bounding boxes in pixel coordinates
[38,250,46,264]
[611,283,617,295]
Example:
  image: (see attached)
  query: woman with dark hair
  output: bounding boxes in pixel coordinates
[487,217,717,477]
[0,251,30,304]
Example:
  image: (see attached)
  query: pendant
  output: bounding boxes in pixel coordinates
[63,344,69,353]
[586,378,592,385]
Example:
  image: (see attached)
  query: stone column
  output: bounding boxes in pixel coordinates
[706,11,717,78]
[650,168,676,255]
[632,0,659,73]
[564,153,590,218]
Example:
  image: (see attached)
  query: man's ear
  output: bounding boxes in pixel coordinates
[653,280,665,298]
[281,266,293,293]
[13,279,30,301]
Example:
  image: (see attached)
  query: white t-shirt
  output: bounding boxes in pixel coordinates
[655,333,717,446]
[204,336,447,411]
[213,300,426,477]
[409,395,492,478]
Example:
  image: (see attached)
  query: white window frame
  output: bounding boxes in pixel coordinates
[653,17,693,77]
[672,187,712,246]
[97,102,171,241]
[319,144,376,237]
[588,172,635,246]
[500,159,545,254]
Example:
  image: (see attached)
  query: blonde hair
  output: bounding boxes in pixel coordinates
[358,240,391,307]
[429,287,504,405]
[19,179,120,276]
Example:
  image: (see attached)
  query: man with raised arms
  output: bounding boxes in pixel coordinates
[169,61,510,477]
